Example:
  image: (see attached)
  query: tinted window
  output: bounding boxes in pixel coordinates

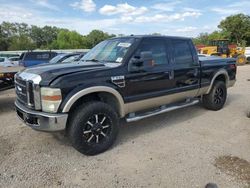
[135,38,168,65]
[24,52,57,61]
[0,58,4,62]
[173,40,193,65]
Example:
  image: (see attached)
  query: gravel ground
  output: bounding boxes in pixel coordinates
[0,66,250,188]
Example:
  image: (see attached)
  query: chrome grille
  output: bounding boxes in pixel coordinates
[15,76,35,108]
[15,72,42,110]
[15,77,28,106]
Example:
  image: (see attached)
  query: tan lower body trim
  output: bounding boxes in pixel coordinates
[196,86,209,96]
[124,89,199,115]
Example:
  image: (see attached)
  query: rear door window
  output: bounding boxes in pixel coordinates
[172,40,193,65]
[135,38,169,66]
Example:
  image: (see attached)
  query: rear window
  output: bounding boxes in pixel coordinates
[23,52,57,61]
[173,40,193,65]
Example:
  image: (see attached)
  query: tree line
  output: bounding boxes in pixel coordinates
[0,22,115,51]
[193,14,250,46]
[0,13,249,51]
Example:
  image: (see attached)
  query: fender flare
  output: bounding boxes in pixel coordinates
[62,86,125,117]
[206,69,229,94]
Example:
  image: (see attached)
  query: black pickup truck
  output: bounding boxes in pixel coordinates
[15,35,236,155]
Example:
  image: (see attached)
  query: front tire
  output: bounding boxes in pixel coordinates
[202,81,227,111]
[68,101,119,155]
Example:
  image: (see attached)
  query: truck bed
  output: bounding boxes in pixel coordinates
[0,66,24,73]
[0,66,24,92]
[199,56,236,65]
[0,81,14,91]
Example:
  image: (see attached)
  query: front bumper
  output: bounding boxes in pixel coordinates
[15,101,68,132]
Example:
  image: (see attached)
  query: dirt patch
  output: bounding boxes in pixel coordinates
[0,136,15,164]
[31,165,63,187]
[215,155,250,186]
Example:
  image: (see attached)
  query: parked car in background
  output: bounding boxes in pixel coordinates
[73,52,88,61]
[19,51,57,67]
[0,57,15,67]
[0,66,24,92]
[49,52,84,64]
[8,56,20,66]
[245,47,250,63]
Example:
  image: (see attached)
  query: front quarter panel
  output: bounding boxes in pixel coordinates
[50,66,128,114]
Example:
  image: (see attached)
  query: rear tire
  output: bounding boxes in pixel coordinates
[68,101,119,155]
[236,55,247,66]
[202,81,227,111]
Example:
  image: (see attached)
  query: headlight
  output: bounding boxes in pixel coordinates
[41,87,62,113]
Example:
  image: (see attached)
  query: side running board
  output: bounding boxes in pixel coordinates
[126,99,200,122]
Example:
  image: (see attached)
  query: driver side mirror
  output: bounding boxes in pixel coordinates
[128,51,154,72]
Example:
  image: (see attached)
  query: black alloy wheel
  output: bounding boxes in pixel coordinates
[69,101,119,155]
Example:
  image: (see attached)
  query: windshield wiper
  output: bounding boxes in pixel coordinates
[84,59,100,62]
[102,60,119,63]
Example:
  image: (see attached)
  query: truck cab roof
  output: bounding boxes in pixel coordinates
[111,35,190,40]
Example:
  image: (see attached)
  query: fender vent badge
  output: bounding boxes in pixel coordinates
[111,76,125,88]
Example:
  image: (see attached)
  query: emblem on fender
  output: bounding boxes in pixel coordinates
[111,76,125,88]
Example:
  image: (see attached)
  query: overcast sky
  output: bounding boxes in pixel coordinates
[0,0,249,37]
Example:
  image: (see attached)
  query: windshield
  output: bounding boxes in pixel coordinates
[81,38,135,64]
[49,54,66,63]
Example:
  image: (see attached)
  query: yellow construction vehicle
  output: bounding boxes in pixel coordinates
[199,39,246,65]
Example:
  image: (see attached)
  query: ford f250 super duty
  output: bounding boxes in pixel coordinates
[15,36,236,155]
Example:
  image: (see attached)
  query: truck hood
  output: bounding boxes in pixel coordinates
[22,62,107,85]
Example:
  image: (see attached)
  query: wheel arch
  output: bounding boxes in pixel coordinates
[62,86,125,117]
[206,69,229,94]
